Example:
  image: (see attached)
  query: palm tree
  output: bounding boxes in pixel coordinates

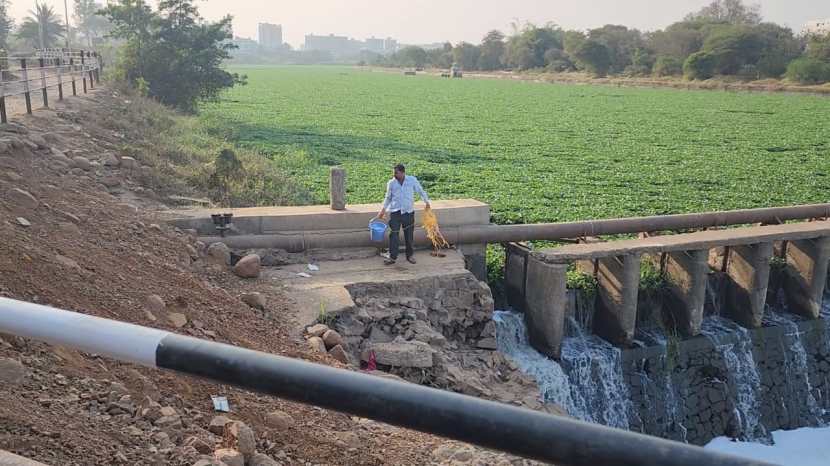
[17,2,64,49]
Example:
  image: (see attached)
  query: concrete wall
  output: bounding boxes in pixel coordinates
[622,316,830,445]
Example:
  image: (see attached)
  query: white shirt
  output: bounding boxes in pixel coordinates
[382,175,430,214]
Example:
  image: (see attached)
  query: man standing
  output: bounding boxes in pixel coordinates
[378,163,431,265]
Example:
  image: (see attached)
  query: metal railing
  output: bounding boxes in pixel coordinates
[0,297,774,466]
[0,49,102,123]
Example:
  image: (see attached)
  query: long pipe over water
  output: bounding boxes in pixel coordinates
[0,298,774,466]
[201,203,830,251]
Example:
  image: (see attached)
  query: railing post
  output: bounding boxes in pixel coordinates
[70,57,77,96]
[87,52,94,89]
[81,52,87,93]
[38,57,48,108]
[93,52,101,83]
[0,61,6,124]
[21,58,32,114]
[56,57,64,100]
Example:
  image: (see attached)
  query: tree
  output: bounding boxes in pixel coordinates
[683,51,717,79]
[426,42,453,69]
[74,0,111,47]
[17,2,64,48]
[396,46,427,68]
[102,0,245,112]
[453,42,480,71]
[588,25,647,74]
[701,25,763,75]
[685,0,762,25]
[753,23,801,78]
[806,34,830,62]
[572,39,611,77]
[652,56,683,76]
[785,57,830,84]
[504,23,563,70]
[646,22,706,62]
[0,0,12,51]
[478,30,505,70]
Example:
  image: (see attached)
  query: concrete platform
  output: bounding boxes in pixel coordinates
[264,249,469,330]
[169,199,490,236]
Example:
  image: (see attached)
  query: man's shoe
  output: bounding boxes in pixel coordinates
[406,256,417,264]
[384,259,396,266]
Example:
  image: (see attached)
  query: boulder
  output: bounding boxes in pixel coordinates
[322,330,343,349]
[365,341,434,368]
[249,453,281,466]
[57,222,81,235]
[27,133,48,149]
[103,153,121,167]
[7,188,39,209]
[0,357,27,384]
[328,344,349,364]
[240,292,266,310]
[15,217,30,227]
[305,323,329,338]
[120,156,138,170]
[214,449,244,466]
[307,336,326,354]
[232,254,261,278]
[206,242,231,266]
[167,312,188,328]
[208,415,231,435]
[264,410,294,431]
[183,436,213,455]
[71,156,92,171]
[227,422,256,459]
[144,294,166,314]
[476,338,498,350]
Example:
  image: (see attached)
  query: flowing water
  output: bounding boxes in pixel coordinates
[762,310,823,426]
[494,311,633,429]
[701,316,770,443]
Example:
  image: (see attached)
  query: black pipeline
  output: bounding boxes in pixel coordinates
[0,298,774,466]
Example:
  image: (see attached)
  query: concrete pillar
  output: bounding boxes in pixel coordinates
[330,167,346,210]
[593,254,640,346]
[504,245,528,311]
[665,249,708,336]
[785,237,830,319]
[725,243,773,328]
[524,256,567,359]
[458,243,487,282]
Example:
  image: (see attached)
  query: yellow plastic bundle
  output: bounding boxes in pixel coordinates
[422,207,450,253]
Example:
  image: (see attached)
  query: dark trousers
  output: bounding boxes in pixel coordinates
[388,211,414,260]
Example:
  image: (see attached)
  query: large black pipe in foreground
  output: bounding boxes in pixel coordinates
[200,203,830,251]
[0,298,773,466]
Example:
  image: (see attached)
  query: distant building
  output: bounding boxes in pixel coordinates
[232,37,259,53]
[805,19,830,35]
[383,37,398,54]
[258,23,283,48]
[365,37,385,54]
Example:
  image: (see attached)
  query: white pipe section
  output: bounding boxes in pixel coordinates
[0,298,169,368]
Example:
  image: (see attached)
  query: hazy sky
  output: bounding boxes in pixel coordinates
[10,0,830,48]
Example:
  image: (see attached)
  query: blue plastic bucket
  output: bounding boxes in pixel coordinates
[369,219,387,242]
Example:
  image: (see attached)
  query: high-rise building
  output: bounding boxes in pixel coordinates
[258,23,283,49]
[805,19,830,35]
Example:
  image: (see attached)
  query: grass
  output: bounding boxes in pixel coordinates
[199,65,830,225]
[104,84,313,207]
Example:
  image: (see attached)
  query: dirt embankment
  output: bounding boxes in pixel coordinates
[0,90,539,465]
[373,66,830,95]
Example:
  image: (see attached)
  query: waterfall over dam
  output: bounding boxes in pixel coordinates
[495,291,830,446]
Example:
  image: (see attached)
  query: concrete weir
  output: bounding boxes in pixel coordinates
[507,221,830,359]
[169,199,491,281]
